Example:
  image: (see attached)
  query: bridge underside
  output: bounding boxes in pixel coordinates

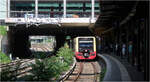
[9,24,94,36]
[8,24,94,58]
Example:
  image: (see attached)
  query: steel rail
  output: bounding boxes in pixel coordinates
[0,59,32,68]
[74,62,84,82]
[91,62,98,82]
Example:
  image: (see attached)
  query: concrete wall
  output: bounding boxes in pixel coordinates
[1,35,9,54]
[0,0,7,19]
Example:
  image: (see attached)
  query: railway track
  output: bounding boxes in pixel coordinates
[64,61,101,82]
[0,59,32,68]
[0,59,35,79]
[30,44,52,52]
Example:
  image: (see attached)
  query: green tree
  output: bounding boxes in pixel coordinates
[0,51,11,63]
[0,26,7,35]
[29,43,74,81]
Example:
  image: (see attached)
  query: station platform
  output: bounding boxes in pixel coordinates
[109,53,145,81]
[99,53,144,81]
[98,54,130,81]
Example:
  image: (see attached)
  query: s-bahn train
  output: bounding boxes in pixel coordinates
[74,36,97,60]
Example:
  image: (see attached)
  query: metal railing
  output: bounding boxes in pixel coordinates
[8,11,99,18]
[10,11,35,18]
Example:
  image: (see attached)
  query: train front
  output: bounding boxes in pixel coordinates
[75,37,96,60]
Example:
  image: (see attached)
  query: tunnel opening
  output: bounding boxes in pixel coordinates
[8,24,94,59]
[29,35,56,58]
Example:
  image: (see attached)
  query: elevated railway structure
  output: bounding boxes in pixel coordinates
[5,0,99,27]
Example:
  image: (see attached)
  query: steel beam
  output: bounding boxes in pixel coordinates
[91,0,95,19]
[35,0,38,18]
[7,0,10,17]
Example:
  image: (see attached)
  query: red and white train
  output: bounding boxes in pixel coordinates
[74,36,97,60]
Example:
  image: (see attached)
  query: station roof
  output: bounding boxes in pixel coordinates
[93,0,149,35]
[95,0,138,28]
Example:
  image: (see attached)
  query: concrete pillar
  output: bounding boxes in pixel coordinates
[1,35,9,55]
[8,27,31,58]
[35,0,38,18]
[91,0,95,19]
[7,28,14,59]
[63,0,66,18]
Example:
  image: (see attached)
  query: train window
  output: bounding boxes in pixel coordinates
[78,38,94,52]
[79,43,93,52]
[79,38,93,41]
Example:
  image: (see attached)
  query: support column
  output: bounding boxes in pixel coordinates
[91,0,95,19]
[9,27,31,59]
[63,0,66,18]
[146,16,149,81]
[8,27,15,58]
[35,0,38,18]
[7,0,10,17]
[143,15,149,81]
[7,29,14,59]
[126,23,130,62]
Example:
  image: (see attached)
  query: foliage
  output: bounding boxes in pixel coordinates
[0,52,22,81]
[0,26,7,35]
[0,61,21,81]
[33,53,48,59]
[57,43,74,65]
[30,43,74,81]
[100,68,106,81]
[0,43,74,81]
[0,51,11,64]
[0,66,14,81]
[30,59,51,81]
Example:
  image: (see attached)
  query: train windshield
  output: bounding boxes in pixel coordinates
[78,38,94,52]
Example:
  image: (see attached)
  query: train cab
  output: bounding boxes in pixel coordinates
[74,36,97,60]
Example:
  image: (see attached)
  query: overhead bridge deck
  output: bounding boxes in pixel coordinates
[5,18,97,28]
